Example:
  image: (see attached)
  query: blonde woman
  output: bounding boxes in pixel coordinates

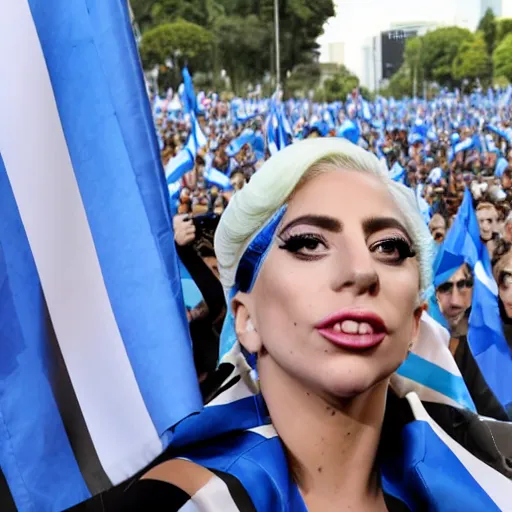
[121,139,512,511]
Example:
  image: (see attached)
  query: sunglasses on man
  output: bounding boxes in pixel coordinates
[436,278,474,295]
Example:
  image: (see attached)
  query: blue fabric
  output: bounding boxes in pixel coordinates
[165,148,195,184]
[495,157,508,178]
[397,354,476,412]
[337,120,360,144]
[1,2,203,509]
[204,165,232,190]
[175,385,500,512]
[0,156,90,512]
[218,206,287,361]
[235,206,287,293]
[389,161,406,183]
[182,67,197,114]
[398,422,501,511]
[436,189,512,408]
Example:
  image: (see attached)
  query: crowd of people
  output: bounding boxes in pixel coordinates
[156,84,512,420]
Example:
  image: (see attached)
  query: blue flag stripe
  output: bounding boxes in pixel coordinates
[0,156,91,511]
[29,0,202,436]
[1,2,203,510]
[397,353,476,412]
[3,0,163,486]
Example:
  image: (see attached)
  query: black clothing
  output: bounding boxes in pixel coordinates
[175,243,225,380]
[453,335,509,421]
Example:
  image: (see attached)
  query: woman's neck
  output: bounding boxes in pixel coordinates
[259,358,389,511]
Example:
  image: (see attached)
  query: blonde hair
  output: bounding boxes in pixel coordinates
[215,138,433,299]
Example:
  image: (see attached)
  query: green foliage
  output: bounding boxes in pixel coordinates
[452,34,492,88]
[139,20,213,71]
[317,65,359,102]
[384,64,413,98]
[477,7,497,55]
[132,0,335,94]
[132,0,209,31]
[285,63,321,97]
[494,75,510,88]
[359,86,374,101]
[213,15,269,93]
[420,27,474,87]
[496,18,512,44]
[493,34,512,82]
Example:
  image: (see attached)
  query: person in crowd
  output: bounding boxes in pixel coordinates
[428,213,447,244]
[476,202,500,258]
[492,239,512,352]
[435,264,508,420]
[173,215,226,394]
[436,264,473,337]
[121,139,512,511]
[230,168,246,191]
[502,212,512,244]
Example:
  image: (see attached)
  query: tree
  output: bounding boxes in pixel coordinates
[404,37,424,96]
[139,20,213,72]
[285,63,321,97]
[477,8,497,55]
[496,18,512,44]
[383,64,413,98]
[213,15,269,94]
[452,34,492,89]
[319,65,359,102]
[131,0,210,31]
[493,33,512,82]
[420,27,474,87]
[258,0,336,78]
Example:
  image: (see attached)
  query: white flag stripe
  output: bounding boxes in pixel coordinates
[190,475,241,512]
[407,393,512,511]
[391,375,461,409]
[0,0,161,484]
[416,312,463,377]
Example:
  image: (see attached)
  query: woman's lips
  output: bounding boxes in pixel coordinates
[315,310,388,350]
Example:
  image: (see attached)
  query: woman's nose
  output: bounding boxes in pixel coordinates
[331,238,379,297]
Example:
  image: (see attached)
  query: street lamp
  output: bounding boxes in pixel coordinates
[274,0,281,91]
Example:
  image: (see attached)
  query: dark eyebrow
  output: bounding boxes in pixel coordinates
[279,214,342,235]
[362,217,411,241]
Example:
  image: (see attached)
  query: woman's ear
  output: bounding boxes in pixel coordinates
[410,303,426,350]
[233,292,262,354]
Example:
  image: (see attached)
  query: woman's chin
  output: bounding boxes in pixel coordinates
[316,368,392,400]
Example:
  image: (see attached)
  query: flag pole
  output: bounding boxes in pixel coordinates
[274,0,281,91]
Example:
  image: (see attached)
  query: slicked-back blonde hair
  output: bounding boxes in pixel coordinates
[214,138,433,301]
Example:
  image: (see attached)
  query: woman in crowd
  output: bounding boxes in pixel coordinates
[121,138,511,511]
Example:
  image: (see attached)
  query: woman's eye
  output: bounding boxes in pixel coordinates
[370,238,416,263]
[278,234,328,259]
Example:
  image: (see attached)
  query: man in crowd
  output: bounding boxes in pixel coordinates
[429,213,447,245]
[435,264,508,420]
[476,202,500,258]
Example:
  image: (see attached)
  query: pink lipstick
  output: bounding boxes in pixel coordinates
[315,309,388,350]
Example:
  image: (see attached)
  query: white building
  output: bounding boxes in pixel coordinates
[361,21,441,91]
[325,42,346,66]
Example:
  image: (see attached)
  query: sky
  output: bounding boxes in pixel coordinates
[319,0,504,79]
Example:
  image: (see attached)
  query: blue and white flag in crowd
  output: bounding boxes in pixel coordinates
[0,2,202,511]
[204,154,232,190]
[389,161,406,183]
[436,189,512,410]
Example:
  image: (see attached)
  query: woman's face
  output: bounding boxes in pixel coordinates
[237,170,422,399]
[497,252,512,319]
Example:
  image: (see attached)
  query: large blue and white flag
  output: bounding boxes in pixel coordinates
[0,2,202,511]
[436,189,512,410]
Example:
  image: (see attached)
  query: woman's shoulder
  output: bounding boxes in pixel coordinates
[119,459,257,511]
[117,424,294,511]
